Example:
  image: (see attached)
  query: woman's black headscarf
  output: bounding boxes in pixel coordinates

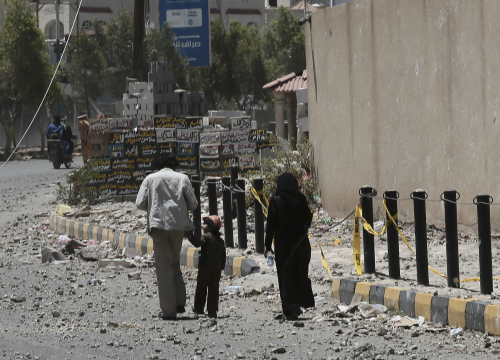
[276,172,307,208]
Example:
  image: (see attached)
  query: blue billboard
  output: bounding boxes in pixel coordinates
[159,0,211,67]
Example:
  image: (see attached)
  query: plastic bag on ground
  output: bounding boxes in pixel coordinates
[373,221,385,233]
[57,235,70,244]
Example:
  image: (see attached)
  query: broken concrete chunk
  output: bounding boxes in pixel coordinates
[41,247,66,263]
[80,246,109,261]
[128,271,141,280]
[98,259,133,268]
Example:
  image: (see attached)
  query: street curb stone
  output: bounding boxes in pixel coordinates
[331,278,500,335]
[49,211,259,277]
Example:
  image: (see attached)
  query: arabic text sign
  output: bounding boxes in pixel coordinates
[221,157,238,170]
[176,155,198,169]
[111,158,135,170]
[140,130,157,145]
[89,118,110,133]
[218,144,235,158]
[109,144,124,158]
[230,116,251,130]
[238,154,256,169]
[155,128,176,143]
[158,142,176,154]
[154,116,186,129]
[200,132,221,145]
[178,142,196,155]
[160,0,211,67]
[186,117,203,129]
[109,118,131,130]
[200,159,221,172]
[107,170,133,184]
[236,142,256,155]
[221,130,250,145]
[89,158,111,172]
[248,129,269,142]
[177,129,199,143]
[199,145,219,158]
[142,143,158,156]
[124,143,140,157]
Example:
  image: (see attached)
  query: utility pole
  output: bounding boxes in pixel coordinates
[132,0,145,81]
[55,0,61,115]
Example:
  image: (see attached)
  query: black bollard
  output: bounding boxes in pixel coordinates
[384,190,400,279]
[191,175,202,240]
[231,165,238,219]
[412,189,429,286]
[236,178,247,249]
[476,194,493,294]
[253,178,265,254]
[443,189,460,288]
[207,178,218,216]
[360,186,375,274]
[222,177,234,248]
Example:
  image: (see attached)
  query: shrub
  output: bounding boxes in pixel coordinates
[56,163,98,206]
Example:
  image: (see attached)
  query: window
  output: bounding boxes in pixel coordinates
[82,20,92,30]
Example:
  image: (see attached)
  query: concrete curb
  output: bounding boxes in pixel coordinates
[331,277,500,335]
[1,150,82,160]
[49,211,259,277]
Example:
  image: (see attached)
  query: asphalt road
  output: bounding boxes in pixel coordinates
[0,157,84,190]
[1,157,500,359]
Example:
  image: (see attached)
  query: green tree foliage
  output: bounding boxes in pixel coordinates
[65,32,107,117]
[241,138,319,210]
[94,10,134,98]
[0,0,62,155]
[144,22,189,89]
[262,6,306,77]
[191,18,271,111]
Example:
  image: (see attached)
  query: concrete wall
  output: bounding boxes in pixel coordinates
[306,0,500,230]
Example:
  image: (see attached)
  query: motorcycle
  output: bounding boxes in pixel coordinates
[47,138,76,169]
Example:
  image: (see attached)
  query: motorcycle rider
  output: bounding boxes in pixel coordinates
[46,115,70,154]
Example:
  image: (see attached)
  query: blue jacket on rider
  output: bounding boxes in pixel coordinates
[46,123,65,139]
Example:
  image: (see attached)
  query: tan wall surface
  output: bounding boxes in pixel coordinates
[306,0,500,230]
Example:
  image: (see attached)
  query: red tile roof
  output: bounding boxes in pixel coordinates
[80,7,113,14]
[263,70,307,92]
[226,8,262,15]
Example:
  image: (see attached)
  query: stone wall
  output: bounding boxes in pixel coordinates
[305,0,500,229]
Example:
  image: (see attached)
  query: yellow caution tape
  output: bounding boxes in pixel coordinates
[319,245,333,280]
[251,188,269,218]
[353,205,362,275]
[382,200,448,279]
[358,207,392,236]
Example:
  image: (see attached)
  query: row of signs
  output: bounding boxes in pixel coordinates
[90,116,253,132]
[107,128,269,145]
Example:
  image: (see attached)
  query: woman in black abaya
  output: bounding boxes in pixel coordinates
[264,172,315,320]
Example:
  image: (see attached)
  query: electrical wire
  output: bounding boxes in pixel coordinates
[0,0,83,172]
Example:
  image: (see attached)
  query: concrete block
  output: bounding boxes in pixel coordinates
[123,98,138,105]
[165,93,180,104]
[138,98,154,105]
[339,278,357,305]
[240,259,259,276]
[415,293,433,321]
[431,295,451,325]
[331,279,341,300]
[165,71,174,82]
[123,247,142,258]
[484,304,500,335]
[354,282,371,302]
[122,195,137,202]
[138,109,154,115]
[369,284,387,305]
[466,301,488,332]
[154,93,164,103]
[448,298,471,328]
[399,290,416,317]
[190,93,201,103]
[148,72,164,83]
[384,287,402,310]
[180,246,188,267]
[167,82,175,93]
[224,256,234,276]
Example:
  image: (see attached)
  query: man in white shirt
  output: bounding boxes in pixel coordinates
[136,153,198,320]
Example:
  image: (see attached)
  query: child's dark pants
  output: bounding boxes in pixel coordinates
[194,266,222,314]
